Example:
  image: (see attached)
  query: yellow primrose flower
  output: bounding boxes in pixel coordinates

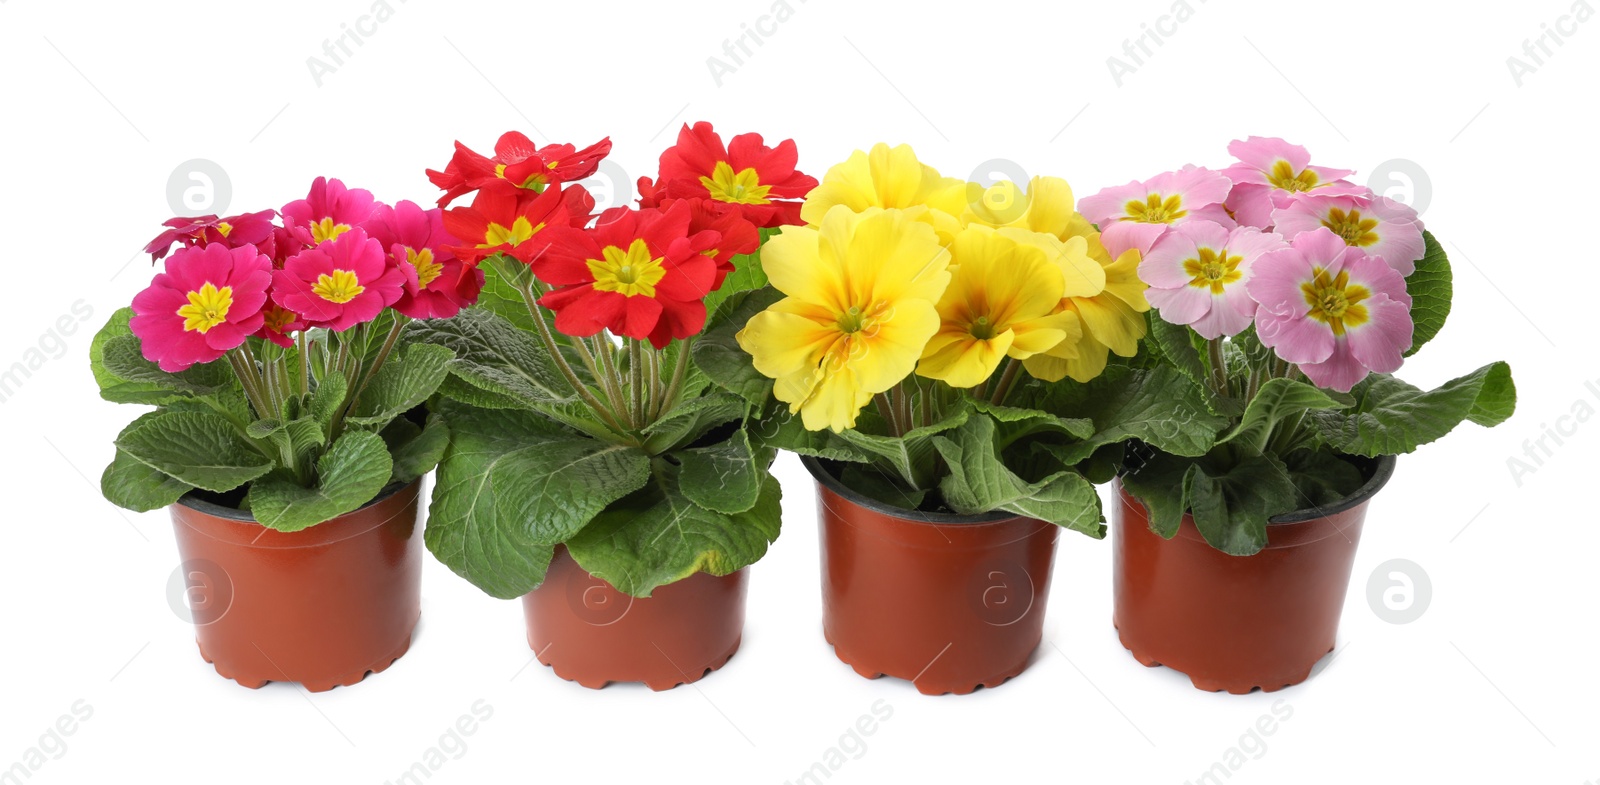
[1005,229,1146,383]
[960,176,1079,238]
[801,143,967,241]
[917,226,1081,389]
[737,205,952,432]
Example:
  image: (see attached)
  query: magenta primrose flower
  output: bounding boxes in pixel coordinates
[1223,136,1368,230]
[281,177,381,246]
[1141,222,1288,340]
[1271,193,1425,276]
[272,228,405,331]
[1248,228,1414,392]
[1078,164,1235,255]
[369,200,483,320]
[130,243,273,372]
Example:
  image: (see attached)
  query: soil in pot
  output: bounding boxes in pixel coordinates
[804,456,1060,696]
[521,546,748,690]
[168,480,424,692]
[1113,455,1395,694]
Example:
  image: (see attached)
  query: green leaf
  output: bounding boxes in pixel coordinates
[1184,450,1299,556]
[310,371,348,429]
[346,343,454,426]
[692,286,781,406]
[1311,361,1516,456]
[839,464,929,510]
[566,464,783,597]
[642,392,747,454]
[931,417,1105,537]
[677,428,766,514]
[408,308,572,408]
[382,413,451,485]
[747,401,869,462]
[248,430,395,532]
[1042,365,1229,466]
[1404,231,1453,357]
[1218,378,1353,451]
[100,414,194,512]
[1117,450,1194,538]
[426,403,652,599]
[701,229,773,318]
[115,411,272,493]
[98,334,232,402]
[1146,312,1209,391]
[1281,449,1366,508]
[835,408,969,492]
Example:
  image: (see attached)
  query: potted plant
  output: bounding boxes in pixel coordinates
[1076,137,1517,693]
[92,178,474,690]
[414,123,808,690]
[722,143,1209,695]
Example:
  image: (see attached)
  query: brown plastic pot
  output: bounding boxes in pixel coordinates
[1113,455,1396,693]
[168,481,423,692]
[803,456,1060,696]
[521,545,748,690]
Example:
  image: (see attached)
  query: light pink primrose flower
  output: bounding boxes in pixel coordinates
[1270,193,1425,276]
[1248,228,1413,393]
[130,243,273,372]
[1079,165,1236,254]
[1223,137,1367,230]
[1140,222,1288,340]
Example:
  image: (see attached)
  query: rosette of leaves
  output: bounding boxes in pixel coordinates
[91,309,455,531]
[1117,232,1516,555]
[415,252,780,600]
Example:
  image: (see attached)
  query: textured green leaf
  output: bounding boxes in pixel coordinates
[426,404,651,599]
[701,231,772,318]
[566,465,783,597]
[409,308,572,407]
[309,371,348,429]
[1117,451,1194,538]
[932,417,1104,536]
[692,286,782,406]
[747,402,869,462]
[1146,312,1209,391]
[115,411,272,493]
[1184,450,1299,556]
[1404,231,1453,357]
[1219,378,1352,451]
[839,464,930,510]
[1281,449,1366,508]
[383,413,451,485]
[642,392,746,454]
[1311,361,1515,456]
[678,428,765,514]
[98,334,232,402]
[835,408,969,492]
[248,430,394,532]
[101,414,193,512]
[1041,365,1228,465]
[346,343,454,425]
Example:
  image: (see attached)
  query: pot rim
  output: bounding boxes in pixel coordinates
[175,479,413,524]
[1268,453,1397,524]
[800,455,1015,525]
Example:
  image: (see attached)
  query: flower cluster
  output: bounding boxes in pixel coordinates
[1083,137,1424,392]
[133,178,482,371]
[437,123,812,348]
[737,144,1150,432]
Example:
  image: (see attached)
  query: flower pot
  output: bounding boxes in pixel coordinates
[1112,455,1396,693]
[802,456,1060,696]
[521,546,748,690]
[168,481,423,692]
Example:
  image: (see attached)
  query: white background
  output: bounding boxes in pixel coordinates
[2,0,1596,782]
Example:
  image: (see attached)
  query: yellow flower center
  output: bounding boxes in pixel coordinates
[481,216,541,248]
[1301,267,1371,336]
[177,283,233,333]
[968,315,997,341]
[406,247,444,287]
[263,305,296,333]
[587,239,667,297]
[312,269,365,304]
[310,217,351,243]
[700,161,773,205]
[1321,207,1380,247]
[826,302,890,369]
[216,221,233,238]
[1124,193,1187,223]
[1183,248,1245,295]
[1268,160,1319,193]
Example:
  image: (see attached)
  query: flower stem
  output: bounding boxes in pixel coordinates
[659,338,693,417]
[296,331,311,397]
[342,315,409,433]
[513,278,628,435]
[226,349,271,420]
[1207,337,1230,398]
[874,392,902,436]
[628,339,645,427]
[647,347,663,420]
[989,358,1023,406]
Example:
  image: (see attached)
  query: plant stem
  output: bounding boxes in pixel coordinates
[296,331,311,397]
[659,338,693,416]
[895,383,913,435]
[628,339,645,427]
[646,348,663,420]
[989,358,1023,406]
[513,278,628,435]
[874,392,902,436]
[1207,337,1229,398]
[225,349,271,420]
[348,316,408,414]
[595,336,631,428]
